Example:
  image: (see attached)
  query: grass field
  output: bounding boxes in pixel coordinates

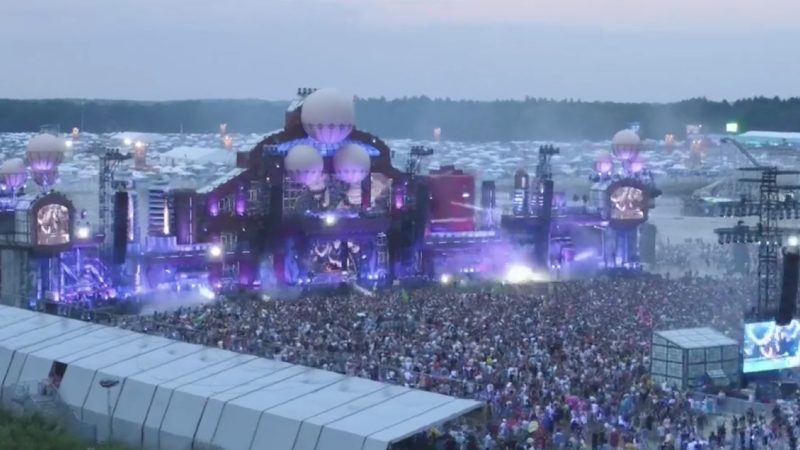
[0,410,128,450]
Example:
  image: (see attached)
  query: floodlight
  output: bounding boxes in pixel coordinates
[76,226,90,239]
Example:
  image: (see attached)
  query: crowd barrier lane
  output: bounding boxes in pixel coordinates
[689,391,771,417]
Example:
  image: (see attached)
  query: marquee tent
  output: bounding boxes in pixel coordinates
[0,306,482,450]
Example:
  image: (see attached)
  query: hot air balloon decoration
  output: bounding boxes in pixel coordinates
[595,153,614,175]
[0,158,27,201]
[301,88,355,145]
[285,144,324,189]
[26,134,65,191]
[611,129,641,161]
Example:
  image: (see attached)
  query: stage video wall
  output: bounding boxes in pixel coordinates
[36,203,71,246]
[309,239,365,274]
[609,185,645,220]
[743,320,800,373]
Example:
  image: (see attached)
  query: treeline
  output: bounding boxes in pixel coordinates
[1,97,799,141]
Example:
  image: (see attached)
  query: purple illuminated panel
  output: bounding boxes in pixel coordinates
[235,185,247,216]
[207,194,219,216]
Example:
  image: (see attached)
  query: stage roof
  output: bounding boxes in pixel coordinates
[0,306,482,450]
[655,327,738,349]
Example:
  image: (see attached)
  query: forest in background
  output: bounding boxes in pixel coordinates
[1,96,799,142]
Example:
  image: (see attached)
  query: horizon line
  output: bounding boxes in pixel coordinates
[1,95,798,105]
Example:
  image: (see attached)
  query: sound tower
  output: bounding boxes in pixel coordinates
[639,224,657,265]
[534,180,554,268]
[413,183,430,241]
[777,247,800,326]
[112,191,129,265]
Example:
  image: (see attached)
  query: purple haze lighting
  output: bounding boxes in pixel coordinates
[235,190,247,216]
[303,124,354,145]
[208,195,219,216]
[595,155,614,174]
[630,157,645,173]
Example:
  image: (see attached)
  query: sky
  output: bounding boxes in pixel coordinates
[0,0,799,102]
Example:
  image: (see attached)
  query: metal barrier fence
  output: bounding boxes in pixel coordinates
[689,391,772,417]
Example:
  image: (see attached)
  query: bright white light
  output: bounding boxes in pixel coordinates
[134,141,145,149]
[209,245,223,258]
[462,192,470,198]
[64,140,73,149]
[504,264,547,284]
[198,286,216,300]
[440,274,452,285]
[323,214,337,226]
[123,138,133,146]
[76,226,90,239]
[789,236,799,247]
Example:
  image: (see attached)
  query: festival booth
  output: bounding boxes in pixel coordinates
[650,327,740,390]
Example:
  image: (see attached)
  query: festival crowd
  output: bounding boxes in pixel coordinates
[92,274,763,449]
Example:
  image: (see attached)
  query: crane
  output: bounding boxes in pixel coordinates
[720,137,761,168]
[691,138,761,200]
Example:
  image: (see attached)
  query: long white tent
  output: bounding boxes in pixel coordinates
[0,306,482,450]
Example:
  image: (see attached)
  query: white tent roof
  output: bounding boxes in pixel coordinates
[0,306,482,450]
[738,130,800,141]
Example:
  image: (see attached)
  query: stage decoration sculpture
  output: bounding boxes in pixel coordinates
[26,134,66,191]
[595,152,614,174]
[301,88,355,145]
[611,129,641,162]
[0,158,28,198]
[334,143,371,185]
[285,144,324,187]
[630,154,645,174]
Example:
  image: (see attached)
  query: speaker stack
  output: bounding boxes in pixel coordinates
[777,246,800,326]
[112,191,129,265]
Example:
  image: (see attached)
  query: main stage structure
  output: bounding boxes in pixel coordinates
[0,88,661,305]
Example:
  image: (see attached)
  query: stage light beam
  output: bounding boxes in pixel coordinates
[209,245,223,258]
[76,226,90,239]
[323,214,337,226]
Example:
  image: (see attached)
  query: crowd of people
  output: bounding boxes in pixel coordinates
[656,240,752,277]
[97,274,754,449]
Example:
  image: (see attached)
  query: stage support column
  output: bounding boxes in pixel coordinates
[361,176,371,209]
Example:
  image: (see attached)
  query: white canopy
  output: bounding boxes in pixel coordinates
[0,306,482,450]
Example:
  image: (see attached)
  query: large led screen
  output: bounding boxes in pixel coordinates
[36,204,71,246]
[743,320,800,373]
[309,240,362,273]
[610,186,645,220]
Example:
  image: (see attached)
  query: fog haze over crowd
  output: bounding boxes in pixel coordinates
[1,0,799,102]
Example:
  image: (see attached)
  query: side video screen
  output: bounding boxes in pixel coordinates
[743,320,800,373]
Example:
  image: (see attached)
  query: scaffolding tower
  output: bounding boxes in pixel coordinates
[715,166,800,318]
[98,148,132,252]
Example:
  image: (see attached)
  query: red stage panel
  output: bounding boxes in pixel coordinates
[423,165,475,232]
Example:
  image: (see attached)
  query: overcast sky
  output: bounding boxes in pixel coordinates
[1,0,798,102]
